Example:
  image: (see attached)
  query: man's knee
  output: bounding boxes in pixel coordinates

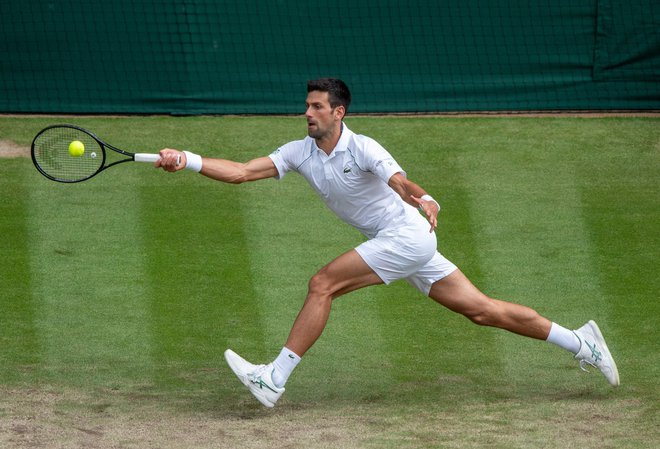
[466,310,494,326]
[462,298,500,327]
[307,269,334,299]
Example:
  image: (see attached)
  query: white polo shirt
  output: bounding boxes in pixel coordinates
[269,124,420,239]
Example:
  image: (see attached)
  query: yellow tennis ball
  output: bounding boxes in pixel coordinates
[68,140,85,157]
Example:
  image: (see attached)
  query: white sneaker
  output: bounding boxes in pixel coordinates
[224,349,285,408]
[573,320,620,386]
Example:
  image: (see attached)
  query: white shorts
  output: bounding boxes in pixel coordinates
[355,215,458,296]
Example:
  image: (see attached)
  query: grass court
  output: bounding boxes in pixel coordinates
[0,115,658,448]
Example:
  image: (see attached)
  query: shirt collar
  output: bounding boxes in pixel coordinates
[314,122,352,155]
[334,123,352,153]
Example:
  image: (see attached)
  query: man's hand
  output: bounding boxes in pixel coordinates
[411,194,439,233]
[155,149,186,172]
[387,173,440,233]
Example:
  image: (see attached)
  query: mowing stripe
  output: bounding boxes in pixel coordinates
[455,131,608,387]
[137,178,269,392]
[0,162,41,382]
[26,179,155,385]
[382,165,509,398]
[238,174,398,403]
[576,121,659,382]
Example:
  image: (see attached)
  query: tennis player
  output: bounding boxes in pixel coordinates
[156,78,619,408]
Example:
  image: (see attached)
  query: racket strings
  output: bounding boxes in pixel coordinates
[32,127,103,182]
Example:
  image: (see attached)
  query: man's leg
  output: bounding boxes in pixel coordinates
[427,269,619,385]
[284,248,384,356]
[225,249,383,407]
[428,269,552,339]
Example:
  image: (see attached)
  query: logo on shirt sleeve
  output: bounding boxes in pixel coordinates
[375,159,394,169]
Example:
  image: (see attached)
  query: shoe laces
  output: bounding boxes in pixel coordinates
[248,364,270,383]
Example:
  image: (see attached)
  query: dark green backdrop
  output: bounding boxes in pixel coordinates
[1,0,658,114]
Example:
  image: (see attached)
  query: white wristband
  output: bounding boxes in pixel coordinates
[183,151,203,172]
[420,194,440,211]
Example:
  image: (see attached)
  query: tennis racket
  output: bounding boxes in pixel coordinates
[31,124,178,183]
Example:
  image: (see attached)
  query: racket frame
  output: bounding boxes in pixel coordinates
[31,124,161,183]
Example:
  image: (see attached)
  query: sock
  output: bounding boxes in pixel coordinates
[271,347,301,388]
[546,322,581,354]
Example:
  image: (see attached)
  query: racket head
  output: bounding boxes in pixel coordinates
[31,125,106,183]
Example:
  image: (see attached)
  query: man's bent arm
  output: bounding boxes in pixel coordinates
[388,172,439,232]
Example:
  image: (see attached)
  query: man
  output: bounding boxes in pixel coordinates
[156,78,619,408]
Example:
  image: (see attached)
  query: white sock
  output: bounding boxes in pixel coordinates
[271,347,301,388]
[546,322,581,354]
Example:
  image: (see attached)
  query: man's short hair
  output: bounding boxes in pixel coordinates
[307,78,351,112]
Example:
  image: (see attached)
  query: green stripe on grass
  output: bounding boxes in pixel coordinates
[138,177,268,396]
[577,119,659,387]
[26,175,155,387]
[374,130,508,406]
[0,160,41,383]
[453,119,612,391]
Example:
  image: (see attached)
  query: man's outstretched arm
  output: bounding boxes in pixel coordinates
[156,149,279,184]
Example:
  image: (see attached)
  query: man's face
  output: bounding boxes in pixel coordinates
[305,91,342,140]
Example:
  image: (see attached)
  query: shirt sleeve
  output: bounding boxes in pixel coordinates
[268,139,304,180]
[359,137,406,183]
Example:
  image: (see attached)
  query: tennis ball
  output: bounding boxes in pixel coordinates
[68,140,85,157]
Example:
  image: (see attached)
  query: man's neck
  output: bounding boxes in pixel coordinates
[316,123,343,155]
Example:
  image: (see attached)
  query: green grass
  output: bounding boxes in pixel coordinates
[0,116,658,448]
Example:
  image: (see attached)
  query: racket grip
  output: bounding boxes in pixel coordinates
[134,153,182,165]
[134,153,161,163]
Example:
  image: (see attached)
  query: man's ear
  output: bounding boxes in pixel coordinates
[334,105,346,121]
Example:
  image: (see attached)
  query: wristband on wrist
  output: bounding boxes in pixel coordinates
[419,194,440,211]
[183,151,203,172]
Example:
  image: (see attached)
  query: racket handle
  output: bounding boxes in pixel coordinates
[134,153,182,165]
[134,153,161,163]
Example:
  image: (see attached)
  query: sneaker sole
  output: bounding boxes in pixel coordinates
[588,320,620,386]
